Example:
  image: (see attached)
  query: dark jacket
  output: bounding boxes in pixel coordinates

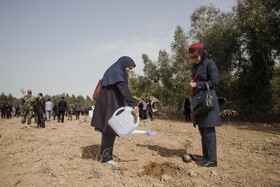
[91,82,138,136]
[37,98,45,114]
[58,100,67,111]
[192,56,221,128]
[37,98,46,114]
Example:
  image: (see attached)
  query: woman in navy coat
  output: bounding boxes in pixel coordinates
[188,43,221,167]
[91,56,139,165]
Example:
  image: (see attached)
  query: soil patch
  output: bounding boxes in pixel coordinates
[0,117,279,186]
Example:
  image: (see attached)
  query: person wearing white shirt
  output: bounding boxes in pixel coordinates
[45,98,53,122]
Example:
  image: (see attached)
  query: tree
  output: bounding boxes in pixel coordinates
[233,0,280,118]
[171,26,190,76]
[271,66,280,111]
[170,26,192,109]
[142,54,160,83]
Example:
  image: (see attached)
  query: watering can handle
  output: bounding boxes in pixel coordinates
[112,107,140,125]
[113,106,132,116]
[112,107,126,116]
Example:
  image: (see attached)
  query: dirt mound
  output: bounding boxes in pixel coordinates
[139,162,182,180]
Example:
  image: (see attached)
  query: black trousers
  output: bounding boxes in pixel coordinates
[101,132,116,163]
[199,127,217,162]
[185,113,191,121]
[75,111,80,120]
[58,110,65,123]
[1,112,5,119]
[37,113,45,128]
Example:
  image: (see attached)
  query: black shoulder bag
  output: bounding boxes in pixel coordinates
[192,82,215,115]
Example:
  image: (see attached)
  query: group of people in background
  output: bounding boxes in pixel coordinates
[1,90,89,129]
[20,90,45,128]
[0,103,16,119]
[138,96,156,121]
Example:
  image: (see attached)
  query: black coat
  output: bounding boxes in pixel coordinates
[192,58,222,128]
[91,82,138,136]
[37,98,45,114]
[58,100,67,111]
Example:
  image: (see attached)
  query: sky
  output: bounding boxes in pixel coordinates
[0,0,236,98]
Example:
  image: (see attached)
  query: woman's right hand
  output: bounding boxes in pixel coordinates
[132,106,139,117]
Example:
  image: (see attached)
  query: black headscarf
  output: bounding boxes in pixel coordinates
[197,48,208,64]
[191,49,208,69]
[102,56,136,86]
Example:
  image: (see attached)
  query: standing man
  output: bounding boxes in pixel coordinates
[74,100,81,120]
[58,97,67,123]
[68,101,74,121]
[1,104,6,119]
[1,103,7,119]
[37,93,45,128]
[6,103,12,119]
[45,98,53,122]
[21,90,36,125]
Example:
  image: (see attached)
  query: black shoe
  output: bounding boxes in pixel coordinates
[190,154,205,162]
[198,160,217,167]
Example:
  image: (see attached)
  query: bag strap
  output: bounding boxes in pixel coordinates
[192,64,204,98]
[192,64,204,82]
[206,82,210,91]
[205,82,213,95]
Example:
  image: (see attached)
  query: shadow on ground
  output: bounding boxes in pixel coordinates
[81,144,101,160]
[136,144,185,158]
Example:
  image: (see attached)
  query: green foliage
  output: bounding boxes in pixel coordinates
[171,26,190,76]
[271,66,280,111]
[232,0,279,117]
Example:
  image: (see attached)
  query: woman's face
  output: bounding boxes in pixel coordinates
[189,54,201,64]
[125,66,134,73]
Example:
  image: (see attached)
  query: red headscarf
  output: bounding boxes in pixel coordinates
[188,43,204,53]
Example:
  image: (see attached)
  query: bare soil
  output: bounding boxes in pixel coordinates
[0,116,279,187]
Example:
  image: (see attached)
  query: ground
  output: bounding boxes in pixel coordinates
[0,116,279,187]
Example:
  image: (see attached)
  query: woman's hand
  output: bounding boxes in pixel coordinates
[190,82,197,88]
[132,106,139,117]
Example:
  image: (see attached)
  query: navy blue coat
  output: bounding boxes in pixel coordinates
[91,82,138,136]
[192,54,221,128]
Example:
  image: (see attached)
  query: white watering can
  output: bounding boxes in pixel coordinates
[108,106,156,138]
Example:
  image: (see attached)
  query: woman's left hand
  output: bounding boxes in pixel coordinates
[190,82,197,88]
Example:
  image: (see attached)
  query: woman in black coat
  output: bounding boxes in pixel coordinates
[91,56,139,165]
[188,43,221,167]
